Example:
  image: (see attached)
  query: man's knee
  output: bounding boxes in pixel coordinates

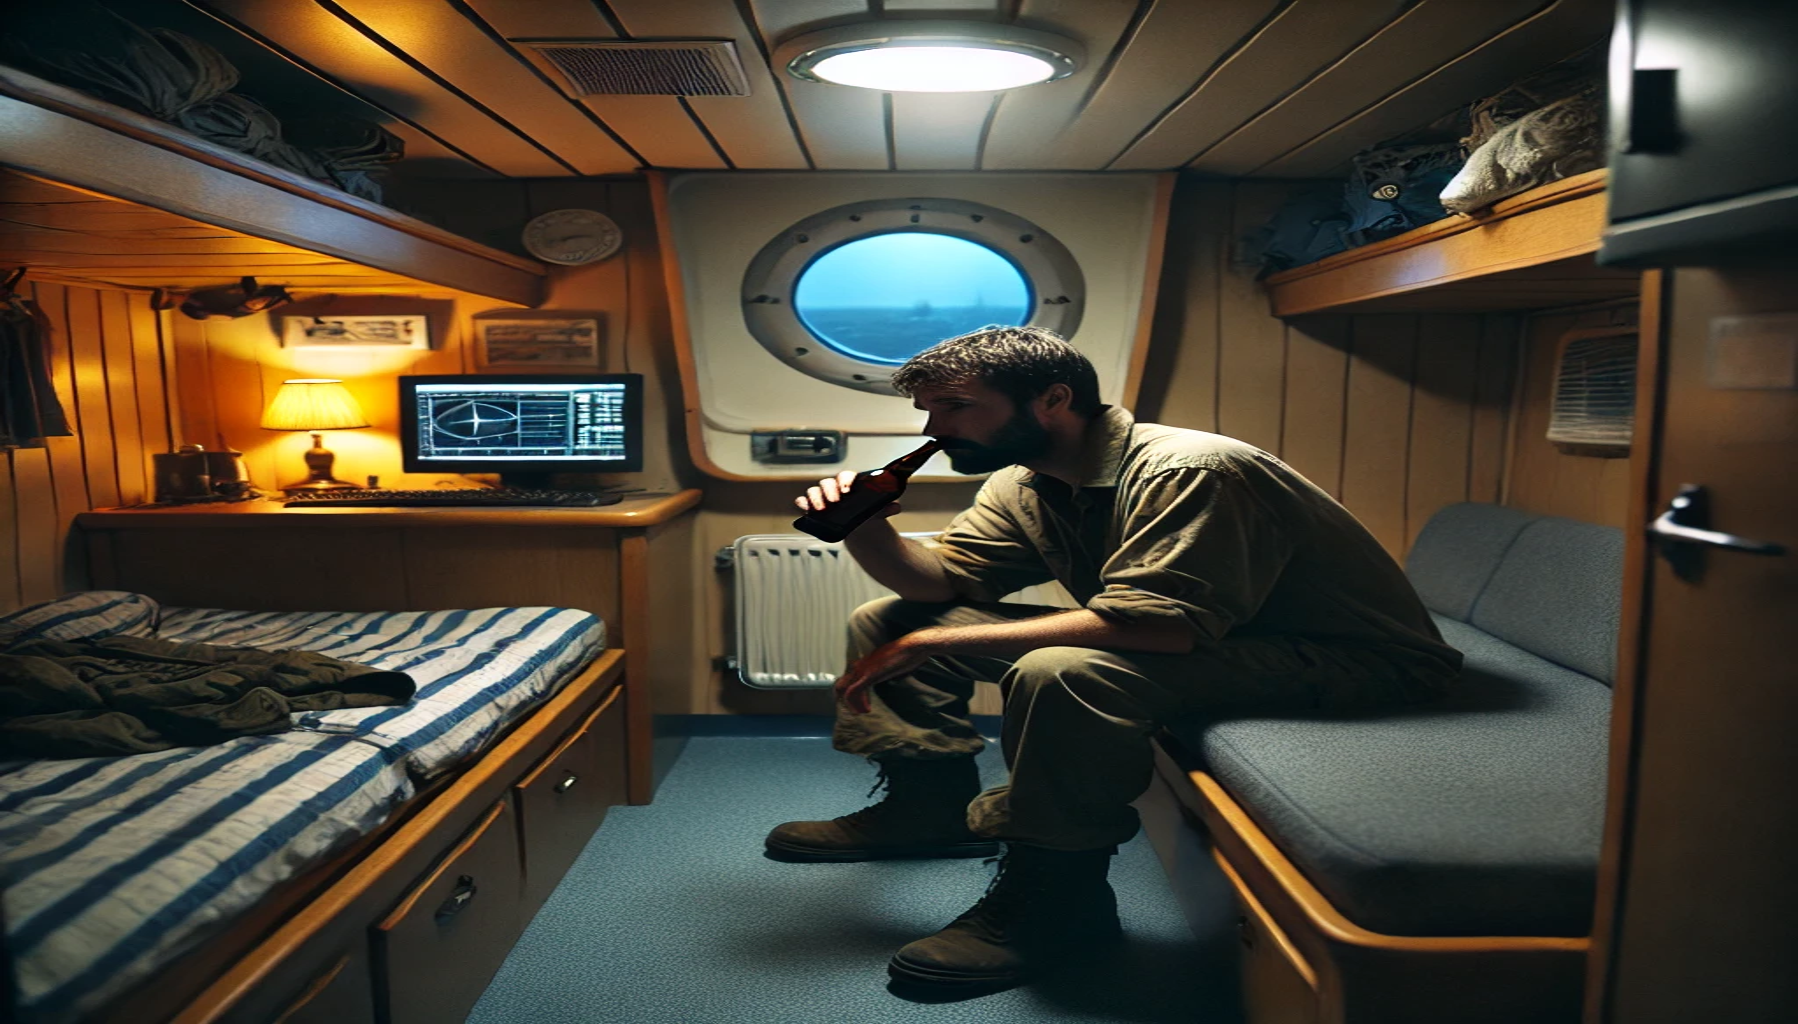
[1006,646,1104,695]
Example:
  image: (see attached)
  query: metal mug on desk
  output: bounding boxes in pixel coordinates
[202,445,252,497]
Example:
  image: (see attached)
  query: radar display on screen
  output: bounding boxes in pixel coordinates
[413,382,629,462]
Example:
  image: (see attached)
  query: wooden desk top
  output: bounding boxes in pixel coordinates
[76,489,704,530]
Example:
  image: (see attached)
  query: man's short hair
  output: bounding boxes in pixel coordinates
[889,325,1102,416]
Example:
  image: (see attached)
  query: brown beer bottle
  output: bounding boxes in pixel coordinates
[793,438,944,543]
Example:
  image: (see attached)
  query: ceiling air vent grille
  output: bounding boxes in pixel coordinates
[1547,328,1636,454]
[522,40,750,97]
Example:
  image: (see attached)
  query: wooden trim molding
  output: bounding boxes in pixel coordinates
[1265,169,1615,317]
[1583,268,1668,1023]
[1120,172,1177,412]
[75,490,703,530]
[0,65,547,305]
[646,169,759,483]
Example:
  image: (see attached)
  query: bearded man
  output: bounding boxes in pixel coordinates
[765,325,1459,995]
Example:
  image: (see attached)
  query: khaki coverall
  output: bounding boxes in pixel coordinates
[832,405,1461,852]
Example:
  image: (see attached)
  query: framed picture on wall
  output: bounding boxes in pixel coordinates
[474,311,604,368]
[280,314,430,349]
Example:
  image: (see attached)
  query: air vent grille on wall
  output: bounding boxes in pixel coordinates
[521,40,750,96]
[1546,327,1637,454]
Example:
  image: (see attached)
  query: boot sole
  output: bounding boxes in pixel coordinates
[885,923,1125,992]
[763,838,1000,863]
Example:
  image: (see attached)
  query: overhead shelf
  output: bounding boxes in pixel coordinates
[1263,169,1637,316]
[0,65,547,305]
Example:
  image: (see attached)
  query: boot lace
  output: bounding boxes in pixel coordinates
[952,854,1027,941]
[837,763,893,829]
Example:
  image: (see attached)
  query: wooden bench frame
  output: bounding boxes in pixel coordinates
[1142,738,1589,1024]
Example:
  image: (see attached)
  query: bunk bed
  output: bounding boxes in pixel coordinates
[0,65,546,305]
[1145,169,1648,1024]
[1261,168,1633,316]
[0,64,671,1024]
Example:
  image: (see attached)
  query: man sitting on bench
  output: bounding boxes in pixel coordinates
[764,325,1460,995]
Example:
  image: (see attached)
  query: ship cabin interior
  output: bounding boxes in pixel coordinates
[0,1,1793,1023]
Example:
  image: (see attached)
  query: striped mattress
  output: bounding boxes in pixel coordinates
[0,592,607,1024]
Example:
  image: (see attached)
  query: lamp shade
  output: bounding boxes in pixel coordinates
[260,379,370,431]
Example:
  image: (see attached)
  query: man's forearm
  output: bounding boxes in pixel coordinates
[908,609,1195,658]
[842,519,957,602]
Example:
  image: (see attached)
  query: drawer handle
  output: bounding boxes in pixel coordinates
[556,773,579,793]
[435,875,478,924]
[1236,915,1255,950]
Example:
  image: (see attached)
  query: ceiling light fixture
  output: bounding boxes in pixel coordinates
[776,21,1082,93]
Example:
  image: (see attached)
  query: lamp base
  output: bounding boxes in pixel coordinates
[281,431,359,493]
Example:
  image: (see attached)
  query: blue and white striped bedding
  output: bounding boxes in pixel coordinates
[156,605,607,778]
[0,594,608,1024]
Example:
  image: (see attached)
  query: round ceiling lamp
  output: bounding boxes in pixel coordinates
[776,21,1083,93]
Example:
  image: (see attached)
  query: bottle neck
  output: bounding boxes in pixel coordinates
[885,439,943,478]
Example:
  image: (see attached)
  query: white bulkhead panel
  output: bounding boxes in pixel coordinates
[664,172,1164,479]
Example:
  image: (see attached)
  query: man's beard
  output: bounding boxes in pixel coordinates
[942,407,1053,474]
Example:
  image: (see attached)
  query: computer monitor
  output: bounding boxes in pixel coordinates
[399,374,643,487]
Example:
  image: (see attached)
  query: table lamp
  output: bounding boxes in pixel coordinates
[260,378,370,492]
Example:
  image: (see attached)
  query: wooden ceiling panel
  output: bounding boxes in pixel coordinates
[1188,0,1545,176]
[890,92,998,170]
[608,0,809,170]
[978,0,1142,170]
[329,0,638,175]
[1258,0,1612,177]
[198,0,570,177]
[1016,0,1284,171]
[746,0,888,170]
[1109,0,1412,171]
[462,0,726,169]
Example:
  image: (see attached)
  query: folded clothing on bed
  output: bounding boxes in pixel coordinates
[0,634,415,759]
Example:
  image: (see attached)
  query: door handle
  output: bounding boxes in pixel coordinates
[1651,485,1786,554]
[1651,485,1786,582]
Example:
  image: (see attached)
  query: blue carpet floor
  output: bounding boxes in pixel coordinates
[470,736,1245,1023]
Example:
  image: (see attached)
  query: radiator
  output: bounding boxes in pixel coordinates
[729,533,1078,689]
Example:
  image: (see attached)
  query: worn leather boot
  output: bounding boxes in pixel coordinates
[764,757,998,862]
[887,842,1122,992]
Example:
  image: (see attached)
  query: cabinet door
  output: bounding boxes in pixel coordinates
[1608,0,1798,222]
[515,685,627,915]
[375,800,524,1024]
[1593,269,1798,1022]
[271,948,376,1024]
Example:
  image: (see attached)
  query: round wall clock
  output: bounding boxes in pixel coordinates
[521,208,624,265]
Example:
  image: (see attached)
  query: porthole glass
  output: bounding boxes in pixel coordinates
[793,233,1032,364]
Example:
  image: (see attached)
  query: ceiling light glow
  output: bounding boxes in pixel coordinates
[778,21,1082,94]
[811,46,1056,92]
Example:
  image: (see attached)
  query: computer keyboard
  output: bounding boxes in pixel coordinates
[284,488,626,508]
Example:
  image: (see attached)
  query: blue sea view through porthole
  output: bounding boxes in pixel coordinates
[794,232,1032,364]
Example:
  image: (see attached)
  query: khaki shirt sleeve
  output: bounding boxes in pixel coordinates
[931,478,1055,603]
[1087,468,1292,644]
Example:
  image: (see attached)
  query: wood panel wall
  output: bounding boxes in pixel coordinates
[0,279,175,612]
[1503,299,1638,527]
[1137,180,1518,557]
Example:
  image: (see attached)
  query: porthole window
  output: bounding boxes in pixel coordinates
[743,197,1083,395]
[795,233,1032,364]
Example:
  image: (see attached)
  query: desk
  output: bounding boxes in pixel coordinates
[76,490,702,804]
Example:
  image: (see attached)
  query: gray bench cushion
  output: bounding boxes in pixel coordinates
[1178,616,1610,938]
[1405,503,1536,621]
[1470,518,1625,684]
